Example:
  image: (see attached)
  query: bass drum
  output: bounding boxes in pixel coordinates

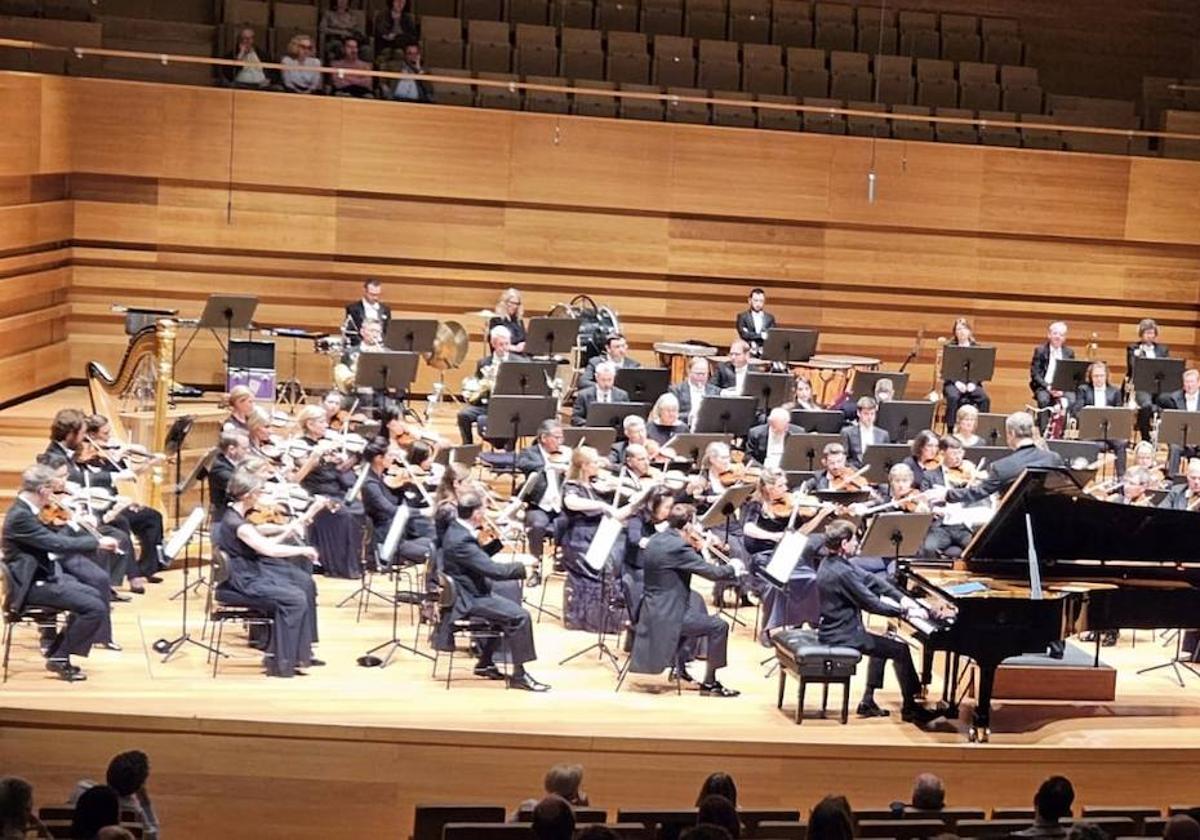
[549,294,622,366]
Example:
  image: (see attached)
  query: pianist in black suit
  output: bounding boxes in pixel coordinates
[1071,361,1127,478]
[1029,321,1076,432]
[570,362,630,427]
[1126,318,1170,441]
[928,412,1064,508]
[816,519,941,724]
[735,287,777,356]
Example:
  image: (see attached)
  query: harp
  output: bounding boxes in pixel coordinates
[85,319,177,513]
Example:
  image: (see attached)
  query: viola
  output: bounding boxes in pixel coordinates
[38,500,73,527]
[717,463,760,487]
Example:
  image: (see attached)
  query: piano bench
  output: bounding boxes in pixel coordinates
[772,628,862,725]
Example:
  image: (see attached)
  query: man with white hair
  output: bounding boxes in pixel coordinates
[457,325,525,445]
[745,407,803,468]
[571,361,630,427]
[610,414,649,465]
[1029,321,1076,432]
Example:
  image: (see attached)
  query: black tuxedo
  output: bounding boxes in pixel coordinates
[43,442,113,490]
[1073,384,1122,412]
[1155,390,1200,475]
[669,382,720,425]
[579,354,641,386]
[1125,342,1170,374]
[515,445,565,559]
[433,520,535,665]
[840,424,891,467]
[735,308,777,350]
[713,362,751,392]
[344,299,392,346]
[945,443,1064,505]
[1160,389,1200,412]
[1158,483,1197,511]
[745,422,803,466]
[1029,342,1077,431]
[628,529,735,674]
[571,385,631,427]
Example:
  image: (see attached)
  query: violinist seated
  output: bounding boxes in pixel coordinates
[209,432,250,518]
[1130,441,1167,490]
[741,467,822,636]
[900,430,942,491]
[456,324,525,446]
[919,435,987,559]
[289,405,363,579]
[840,397,891,468]
[1071,361,1127,478]
[432,492,550,692]
[81,414,167,586]
[570,362,630,428]
[713,340,753,395]
[745,407,803,469]
[216,469,321,678]
[951,404,984,448]
[1157,367,1200,476]
[846,463,935,565]
[3,464,123,681]
[515,419,569,571]
[941,318,992,428]
[1110,466,1155,507]
[683,442,754,608]
[621,487,676,621]
[610,415,650,466]
[645,394,688,448]
[1157,458,1200,511]
[244,407,284,470]
[800,442,871,496]
[627,502,742,697]
[1127,317,1170,441]
[324,390,370,432]
[360,438,435,570]
[222,385,257,435]
[579,333,641,386]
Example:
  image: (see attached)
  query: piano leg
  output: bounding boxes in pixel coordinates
[969,661,997,743]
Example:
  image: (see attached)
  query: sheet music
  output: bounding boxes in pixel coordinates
[164,507,206,561]
[584,514,624,572]
[762,529,809,585]
[380,504,411,565]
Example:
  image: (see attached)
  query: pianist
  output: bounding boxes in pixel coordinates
[816,519,942,725]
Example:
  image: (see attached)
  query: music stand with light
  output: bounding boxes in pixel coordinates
[586,401,650,434]
[495,361,557,396]
[763,329,819,364]
[790,410,845,434]
[1076,406,1135,481]
[526,317,580,359]
[854,371,911,400]
[942,345,996,386]
[198,294,258,386]
[878,401,936,443]
[563,426,618,452]
[859,511,934,572]
[385,319,438,354]
[694,396,757,436]
[861,443,912,485]
[742,372,794,414]
[782,433,842,471]
[615,367,670,404]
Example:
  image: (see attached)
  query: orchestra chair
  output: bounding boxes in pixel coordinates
[771,627,862,724]
[753,820,806,840]
[1080,806,1161,835]
[614,808,697,839]
[956,819,1041,837]
[1147,816,1172,835]
[903,807,987,825]
[990,807,1037,820]
[443,824,533,839]
[613,606,682,696]
[207,550,276,678]
[858,818,948,839]
[1,563,63,684]
[740,809,803,836]
[411,804,506,840]
[514,807,608,823]
[431,572,510,689]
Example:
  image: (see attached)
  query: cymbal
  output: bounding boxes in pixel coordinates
[463,309,496,319]
[426,320,469,371]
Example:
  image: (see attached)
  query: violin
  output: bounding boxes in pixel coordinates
[943,459,984,488]
[39,500,73,527]
[717,463,760,487]
[920,454,942,471]
[332,409,368,432]
[546,448,571,470]
[829,465,871,492]
[247,503,289,526]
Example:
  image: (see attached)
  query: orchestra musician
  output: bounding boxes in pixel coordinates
[344,278,392,347]
[215,469,322,678]
[670,357,720,430]
[714,340,753,394]
[1157,368,1200,475]
[684,442,753,607]
[952,404,984,447]
[222,385,257,434]
[1112,466,1154,507]
[745,407,803,469]
[919,435,985,559]
[289,405,363,579]
[786,376,822,412]
[942,318,992,427]
[1126,318,1169,441]
[244,407,282,468]
[801,441,853,493]
[432,491,549,692]
[571,362,630,427]
[646,393,688,446]
[209,432,249,517]
[901,429,941,490]
[1130,441,1166,489]
[335,318,386,396]
[816,519,942,724]
[456,324,525,446]
[610,415,650,465]
[488,287,528,353]
[360,438,435,568]
[1029,320,1076,433]
[1072,360,1127,478]
[2,464,121,681]
[1158,458,1200,511]
[515,419,569,571]
[621,487,676,623]
[579,333,641,386]
[841,397,891,467]
[627,502,742,697]
[927,413,1064,508]
[735,287,776,356]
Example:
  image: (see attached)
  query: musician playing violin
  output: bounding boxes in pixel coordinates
[610,415,650,466]
[1114,466,1154,507]
[360,437,435,569]
[952,404,984,447]
[209,432,249,517]
[290,405,362,579]
[1131,441,1167,489]
[222,385,257,434]
[1158,458,1200,511]
[919,436,982,559]
[900,429,941,490]
[801,442,862,493]
[646,393,688,447]
[684,442,754,607]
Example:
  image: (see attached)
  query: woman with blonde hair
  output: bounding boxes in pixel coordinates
[281,33,323,93]
[289,404,362,577]
[647,393,687,446]
[941,317,992,428]
[489,287,528,353]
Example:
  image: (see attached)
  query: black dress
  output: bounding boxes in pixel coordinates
[560,481,622,632]
[298,439,363,578]
[487,315,527,348]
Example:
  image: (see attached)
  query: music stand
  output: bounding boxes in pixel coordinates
[563,426,617,452]
[791,410,845,434]
[878,401,936,443]
[963,445,1009,468]
[663,433,731,466]
[487,394,558,454]
[363,504,433,667]
[198,294,258,385]
[356,350,420,400]
[433,444,482,467]
[1049,359,1091,395]
[1047,439,1102,469]
[495,361,556,396]
[700,482,757,627]
[587,401,650,433]
[615,367,670,404]
[526,317,580,359]
[694,396,757,435]
[120,305,178,335]
[859,512,934,571]
[942,345,996,385]
[742,372,794,413]
[152,507,222,664]
[861,443,912,484]
[169,445,217,601]
[763,329,819,364]
[1077,406,1135,480]
[385,319,438,354]
[854,371,910,400]
[784,470,817,490]
[782,433,842,471]
[1132,357,1184,403]
[1158,410,1200,471]
[975,413,1008,446]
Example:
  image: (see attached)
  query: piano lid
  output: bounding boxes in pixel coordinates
[961,467,1200,564]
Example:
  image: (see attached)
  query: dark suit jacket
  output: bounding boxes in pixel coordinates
[713,362,752,392]
[208,452,237,514]
[571,385,631,427]
[629,529,735,673]
[840,424,891,467]
[579,355,641,386]
[2,499,100,612]
[440,520,526,604]
[1126,342,1170,377]
[746,423,803,465]
[816,554,905,648]
[735,308,777,347]
[515,445,562,509]
[42,442,114,489]
[1029,342,1076,392]
[945,443,1064,505]
[1072,384,1122,416]
[669,382,720,422]
[344,300,392,345]
[1158,389,1200,412]
[361,470,401,536]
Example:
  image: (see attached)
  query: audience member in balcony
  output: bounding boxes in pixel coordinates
[807,795,854,840]
[515,764,589,816]
[330,37,374,97]
[70,785,119,840]
[696,773,737,808]
[0,777,36,840]
[1164,815,1200,840]
[321,0,362,54]
[391,42,433,104]
[697,795,740,839]
[221,27,270,89]
[282,34,324,94]
[373,0,419,59]
[1013,776,1074,838]
[531,796,575,840]
[71,751,159,840]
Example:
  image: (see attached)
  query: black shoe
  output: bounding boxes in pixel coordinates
[1101,631,1119,647]
[95,641,122,652]
[857,700,891,718]
[669,666,696,684]
[146,575,164,584]
[46,660,86,682]
[901,704,943,725]
[111,591,132,603]
[129,586,146,595]
[473,664,505,680]
[739,594,754,608]
[507,672,551,692]
[305,658,326,667]
[1047,646,1064,660]
[526,570,542,588]
[699,680,740,698]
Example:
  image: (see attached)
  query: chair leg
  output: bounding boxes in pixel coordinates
[840,678,850,724]
[797,678,807,724]
[821,681,830,718]
[212,621,224,678]
[445,641,454,690]
[776,668,786,709]
[2,623,13,684]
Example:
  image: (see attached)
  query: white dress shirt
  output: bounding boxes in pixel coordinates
[764,431,787,469]
[538,446,561,512]
[1045,346,1062,387]
[1092,387,1108,408]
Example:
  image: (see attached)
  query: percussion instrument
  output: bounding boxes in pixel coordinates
[654,341,719,382]
[315,336,346,356]
[549,294,622,365]
[790,359,850,407]
[797,353,881,406]
[425,321,469,371]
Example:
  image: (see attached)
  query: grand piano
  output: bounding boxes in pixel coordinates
[899,467,1200,742]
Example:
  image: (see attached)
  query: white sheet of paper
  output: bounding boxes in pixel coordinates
[164,507,206,561]
[584,514,624,572]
